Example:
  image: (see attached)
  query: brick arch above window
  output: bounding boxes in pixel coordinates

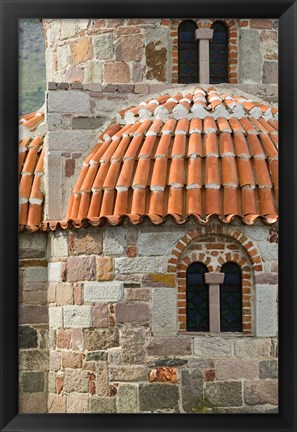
[167,225,264,274]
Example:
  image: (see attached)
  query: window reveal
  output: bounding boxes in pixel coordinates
[186,262,209,332]
[220,262,242,332]
[210,21,229,84]
[178,20,199,84]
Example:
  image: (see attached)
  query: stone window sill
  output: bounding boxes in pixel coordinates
[181,331,255,338]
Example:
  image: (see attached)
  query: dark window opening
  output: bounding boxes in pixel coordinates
[178,20,199,84]
[186,262,209,332]
[220,262,242,332]
[210,21,229,84]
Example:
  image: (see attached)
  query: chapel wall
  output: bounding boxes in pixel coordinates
[46,220,278,413]
[42,18,278,85]
[19,231,49,413]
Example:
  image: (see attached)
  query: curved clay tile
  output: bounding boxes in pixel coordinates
[19,110,45,231]
[38,87,278,230]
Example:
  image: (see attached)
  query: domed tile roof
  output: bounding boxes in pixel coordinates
[46,87,278,230]
[19,109,45,231]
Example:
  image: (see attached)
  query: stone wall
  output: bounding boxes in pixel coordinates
[19,231,49,413]
[42,18,278,85]
[45,83,278,221]
[46,220,278,413]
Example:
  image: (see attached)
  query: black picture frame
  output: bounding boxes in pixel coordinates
[0,1,296,431]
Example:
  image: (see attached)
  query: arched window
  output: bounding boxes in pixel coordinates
[220,263,242,332]
[178,20,198,84]
[186,262,208,332]
[210,21,228,84]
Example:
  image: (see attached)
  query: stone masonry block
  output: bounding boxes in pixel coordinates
[139,384,179,412]
[84,281,123,302]
[89,396,116,413]
[67,256,96,282]
[64,369,89,393]
[239,29,262,83]
[152,288,178,337]
[104,62,130,83]
[93,33,113,59]
[19,350,49,371]
[48,262,63,283]
[244,380,278,405]
[147,337,192,357]
[115,257,167,274]
[48,90,91,114]
[19,392,47,413]
[259,360,278,379]
[194,336,232,358]
[19,326,38,349]
[24,267,47,283]
[69,229,103,255]
[96,256,114,281]
[205,381,243,407]
[66,392,89,413]
[19,232,46,258]
[115,303,149,323]
[51,232,68,257]
[63,306,92,328]
[181,369,203,413]
[56,283,73,306]
[255,285,277,336]
[234,338,271,358]
[137,231,183,256]
[121,325,146,364]
[49,307,63,329]
[215,359,259,380]
[117,384,138,413]
[21,371,45,392]
[103,227,126,255]
[48,394,66,413]
[48,130,96,152]
[109,366,147,382]
[84,329,119,351]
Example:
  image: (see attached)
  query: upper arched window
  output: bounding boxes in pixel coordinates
[186,262,208,332]
[210,21,228,84]
[220,262,242,332]
[178,20,198,84]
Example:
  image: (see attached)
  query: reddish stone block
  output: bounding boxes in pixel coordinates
[67,256,96,282]
[92,303,108,328]
[204,369,216,382]
[149,367,178,383]
[115,303,149,323]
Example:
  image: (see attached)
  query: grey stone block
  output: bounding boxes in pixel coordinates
[117,384,138,413]
[139,383,179,412]
[90,396,116,413]
[181,369,203,413]
[48,90,90,114]
[86,351,108,361]
[255,285,277,336]
[239,29,262,83]
[152,288,177,337]
[72,117,102,129]
[21,372,45,392]
[205,381,243,407]
[259,360,278,379]
[19,326,38,349]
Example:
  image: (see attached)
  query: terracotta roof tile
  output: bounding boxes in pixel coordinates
[19,111,45,231]
[37,87,278,230]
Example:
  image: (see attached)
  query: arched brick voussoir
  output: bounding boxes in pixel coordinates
[167,225,264,274]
